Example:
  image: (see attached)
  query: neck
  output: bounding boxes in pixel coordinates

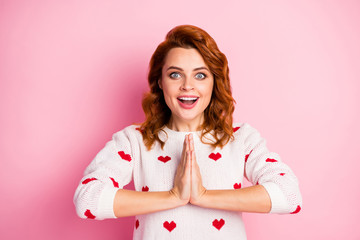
[167,115,204,132]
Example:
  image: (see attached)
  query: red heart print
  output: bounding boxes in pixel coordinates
[279,173,285,176]
[209,152,222,161]
[158,156,171,163]
[212,218,225,230]
[118,151,132,161]
[135,127,143,133]
[142,186,149,192]
[245,150,253,163]
[110,177,119,188]
[82,178,97,184]
[84,209,96,219]
[163,221,176,232]
[135,219,139,229]
[266,158,278,163]
[233,126,240,132]
[233,183,242,189]
[291,205,301,214]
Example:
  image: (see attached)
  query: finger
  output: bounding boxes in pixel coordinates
[180,135,188,167]
[189,151,193,181]
[192,150,196,161]
[186,134,190,152]
[185,151,191,175]
[183,135,189,169]
[183,135,188,154]
[192,151,201,174]
[189,134,194,151]
[191,150,196,168]
[187,151,191,166]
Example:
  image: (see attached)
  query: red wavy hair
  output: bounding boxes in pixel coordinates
[140,25,235,150]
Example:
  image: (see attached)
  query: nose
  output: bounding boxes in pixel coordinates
[181,77,194,91]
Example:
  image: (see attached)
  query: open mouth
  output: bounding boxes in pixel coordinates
[177,96,199,105]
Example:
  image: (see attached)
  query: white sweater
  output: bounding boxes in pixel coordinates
[74,123,302,239]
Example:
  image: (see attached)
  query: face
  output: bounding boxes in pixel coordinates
[159,47,214,128]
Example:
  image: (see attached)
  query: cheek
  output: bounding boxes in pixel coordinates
[204,83,214,107]
[161,85,177,109]
[200,82,214,99]
[162,85,174,99]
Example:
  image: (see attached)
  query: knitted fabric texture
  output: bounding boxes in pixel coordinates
[74,123,302,240]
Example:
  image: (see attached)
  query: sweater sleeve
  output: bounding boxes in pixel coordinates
[73,128,135,220]
[241,123,302,214]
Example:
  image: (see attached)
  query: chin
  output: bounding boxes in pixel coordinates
[177,112,203,123]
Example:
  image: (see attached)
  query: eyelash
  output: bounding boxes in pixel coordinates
[195,73,206,79]
[169,72,207,80]
[169,72,181,79]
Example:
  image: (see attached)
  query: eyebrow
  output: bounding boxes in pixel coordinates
[166,66,210,72]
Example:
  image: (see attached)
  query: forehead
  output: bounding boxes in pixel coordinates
[163,47,207,70]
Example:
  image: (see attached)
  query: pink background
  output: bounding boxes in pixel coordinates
[1,0,359,239]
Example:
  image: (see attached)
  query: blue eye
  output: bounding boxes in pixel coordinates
[169,72,181,79]
[195,73,206,79]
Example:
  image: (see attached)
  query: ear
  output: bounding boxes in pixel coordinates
[158,79,162,89]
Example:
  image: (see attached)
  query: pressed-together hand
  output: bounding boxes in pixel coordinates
[188,134,207,205]
[170,134,207,206]
[170,134,191,205]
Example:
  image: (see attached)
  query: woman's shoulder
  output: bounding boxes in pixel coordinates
[111,124,143,142]
[232,122,256,133]
[231,122,264,142]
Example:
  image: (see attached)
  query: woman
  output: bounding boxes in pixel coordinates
[74,25,302,239]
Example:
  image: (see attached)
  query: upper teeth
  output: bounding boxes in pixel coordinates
[179,97,198,101]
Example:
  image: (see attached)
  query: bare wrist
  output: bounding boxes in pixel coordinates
[190,188,208,206]
[168,190,188,207]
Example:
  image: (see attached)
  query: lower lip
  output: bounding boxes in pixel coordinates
[177,99,199,109]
